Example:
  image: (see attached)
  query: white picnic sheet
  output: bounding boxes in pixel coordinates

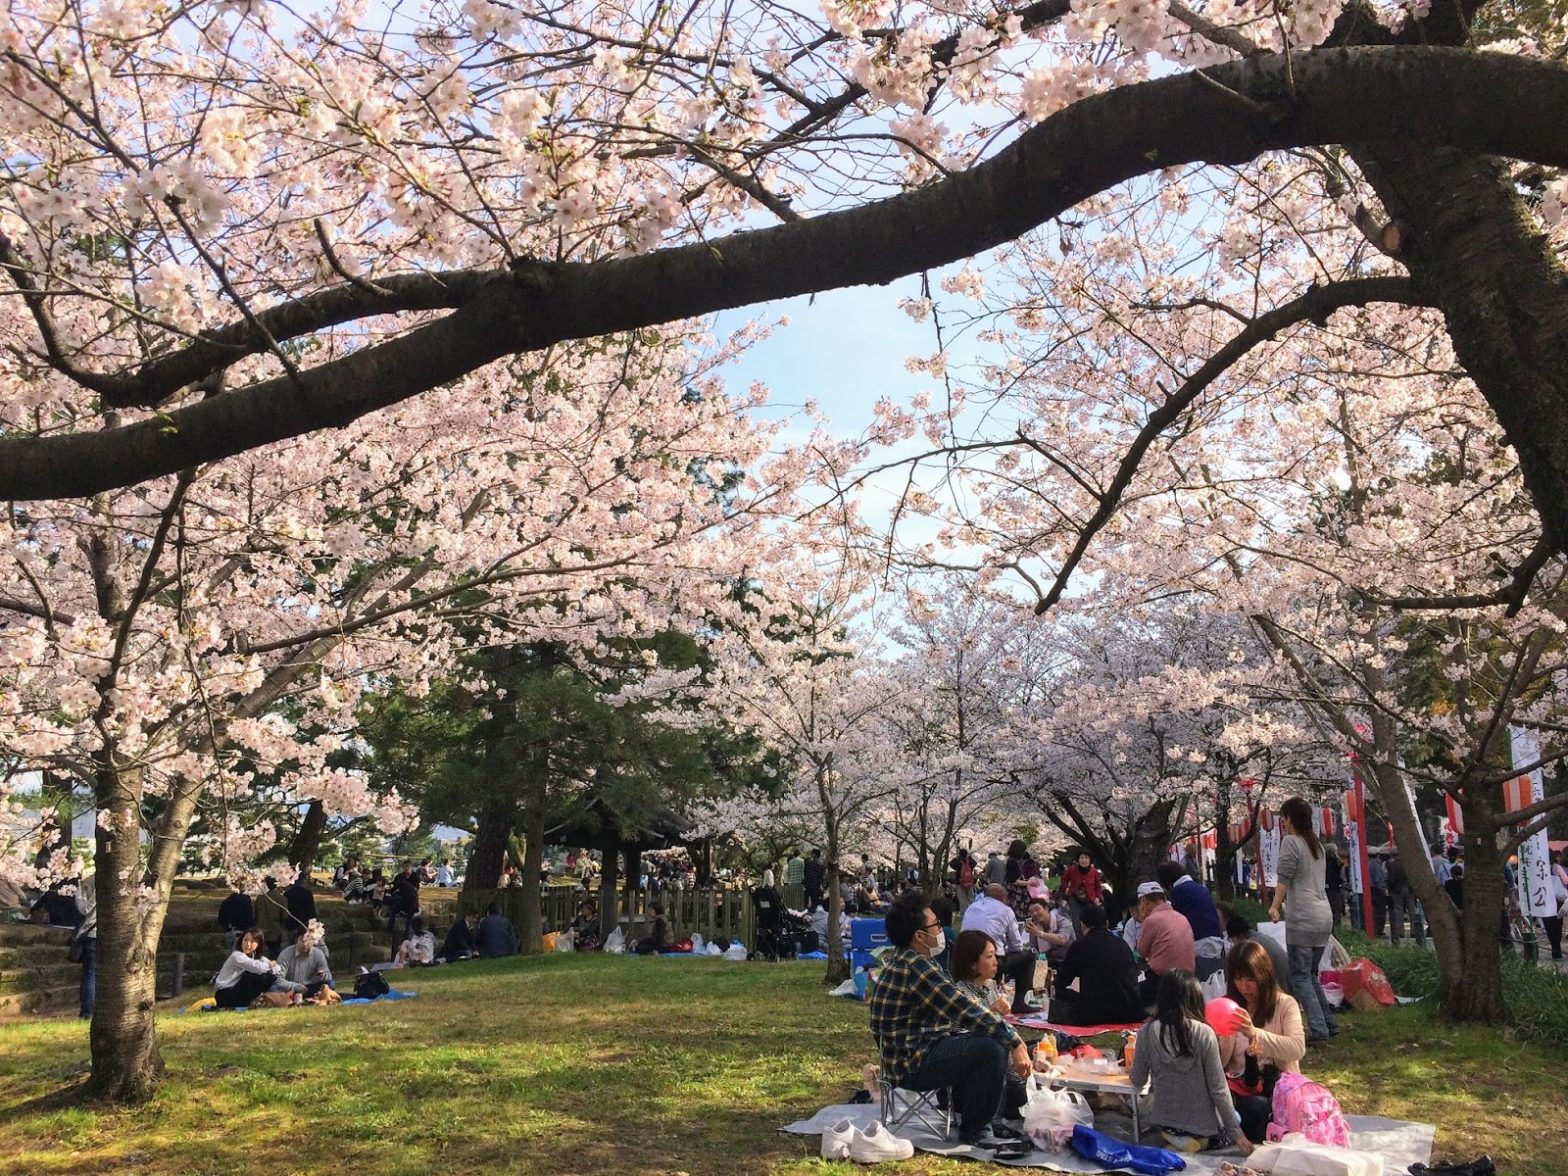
[781,1103,1434,1174]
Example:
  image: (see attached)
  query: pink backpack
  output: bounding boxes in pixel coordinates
[1267,1072,1353,1147]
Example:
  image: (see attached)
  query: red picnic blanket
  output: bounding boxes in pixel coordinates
[1004,1014,1145,1036]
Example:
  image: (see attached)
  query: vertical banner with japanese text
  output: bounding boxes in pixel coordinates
[1508,725,1555,918]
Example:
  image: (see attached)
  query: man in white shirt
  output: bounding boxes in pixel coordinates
[435,859,455,887]
[960,884,1035,1013]
[1430,849,1452,886]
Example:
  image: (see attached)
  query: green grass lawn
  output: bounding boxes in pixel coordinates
[0,955,1559,1174]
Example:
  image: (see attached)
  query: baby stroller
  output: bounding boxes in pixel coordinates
[766,910,817,959]
[751,886,786,961]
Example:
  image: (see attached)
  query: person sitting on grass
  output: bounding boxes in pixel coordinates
[476,902,519,957]
[393,915,437,967]
[1217,939,1306,1143]
[1050,902,1144,1026]
[868,891,1033,1154]
[1128,970,1251,1156]
[440,911,481,960]
[277,926,334,997]
[570,900,601,952]
[214,928,304,1009]
[636,902,671,955]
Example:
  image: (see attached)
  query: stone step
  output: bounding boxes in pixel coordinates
[0,984,77,1019]
[0,923,73,947]
[0,963,80,994]
[0,944,74,969]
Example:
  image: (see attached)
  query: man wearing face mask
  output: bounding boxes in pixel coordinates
[869,891,1033,1154]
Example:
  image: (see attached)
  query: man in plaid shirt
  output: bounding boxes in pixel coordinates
[869,892,1032,1148]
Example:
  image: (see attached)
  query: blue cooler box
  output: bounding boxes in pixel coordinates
[851,917,888,951]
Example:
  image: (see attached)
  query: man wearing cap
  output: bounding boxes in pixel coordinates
[1135,881,1195,1005]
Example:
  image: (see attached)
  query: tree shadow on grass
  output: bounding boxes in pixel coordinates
[0,955,866,1175]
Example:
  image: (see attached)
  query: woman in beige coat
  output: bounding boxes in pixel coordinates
[1218,938,1307,1142]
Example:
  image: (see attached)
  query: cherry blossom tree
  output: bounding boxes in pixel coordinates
[0,328,806,1099]
[864,583,1043,888]
[990,602,1329,897]
[697,557,909,983]
[1,0,1568,539]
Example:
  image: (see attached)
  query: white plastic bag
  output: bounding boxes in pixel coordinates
[1200,968,1228,1002]
[604,926,626,954]
[691,932,706,954]
[1021,1083,1094,1150]
[1249,1134,1383,1176]
[723,942,747,960]
[555,931,575,953]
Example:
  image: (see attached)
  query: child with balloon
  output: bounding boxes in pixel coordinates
[1214,938,1308,1142]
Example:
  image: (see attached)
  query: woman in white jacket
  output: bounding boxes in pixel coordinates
[215,929,303,1008]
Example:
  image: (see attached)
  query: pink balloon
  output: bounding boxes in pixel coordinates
[1205,997,1246,1035]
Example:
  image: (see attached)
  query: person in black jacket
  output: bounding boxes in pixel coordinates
[802,849,826,912]
[440,911,481,960]
[751,871,786,960]
[476,902,518,957]
[283,873,318,941]
[389,863,420,944]
[217,880,255,949]
[1050,904,1144,1025]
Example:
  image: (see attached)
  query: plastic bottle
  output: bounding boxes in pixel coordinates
[1036,1033,1057,1066]
[1123,1036,1136,1071]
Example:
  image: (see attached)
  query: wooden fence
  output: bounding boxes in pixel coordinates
[461,882,778,950]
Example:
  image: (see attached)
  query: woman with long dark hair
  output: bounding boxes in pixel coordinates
[1127,970,1250,1154]
[1271,796,1339,1042]
[1219,938,1307,1141]
[214,928,299,1009]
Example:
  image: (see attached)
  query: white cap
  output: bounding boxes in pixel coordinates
[1136,881,1165,899]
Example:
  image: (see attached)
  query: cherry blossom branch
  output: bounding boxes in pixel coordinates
[5,48,1568,498]
[1359,538,1555,616]
[1030,275,1427,615]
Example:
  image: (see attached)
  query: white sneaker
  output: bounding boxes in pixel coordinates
[822,1118,861,1160]
[849,1121,915,1163]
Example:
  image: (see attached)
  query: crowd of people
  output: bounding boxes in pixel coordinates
[864,794,1350,1159]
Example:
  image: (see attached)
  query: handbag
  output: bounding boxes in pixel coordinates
[251,991,296,1009]
[67,932,85,963]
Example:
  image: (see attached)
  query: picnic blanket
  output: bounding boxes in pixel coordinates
[782,1104,1434,1174]
[1005,1015,1144,1037]
[183,989,417,1012]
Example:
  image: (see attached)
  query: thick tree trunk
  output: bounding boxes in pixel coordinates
[86,761,165,1102]
[1351,141,1568,554]
[1365,736,1473,1008]
[1124,798,1182,899]
[287,800,328,876]
[1450,793,1508,1022]
[823,801,849,985]
[464,797,511,893]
